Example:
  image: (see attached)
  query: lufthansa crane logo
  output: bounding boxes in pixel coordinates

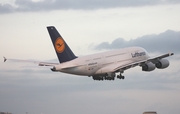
[55,37,65,53]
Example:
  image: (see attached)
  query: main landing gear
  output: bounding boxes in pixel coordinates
[92,72,125,81]
[117,73,125,80]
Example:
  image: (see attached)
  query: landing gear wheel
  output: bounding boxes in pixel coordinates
[122,76,125,79]
[117,74,125,80]
[117,75,119,78]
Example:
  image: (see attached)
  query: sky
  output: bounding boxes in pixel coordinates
[0,0,180,114]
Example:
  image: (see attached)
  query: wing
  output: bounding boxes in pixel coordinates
[147,52,174,64]
[99,52,174,73]
[3,57,59,66]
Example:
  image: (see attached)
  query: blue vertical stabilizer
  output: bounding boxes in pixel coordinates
[47,26,77,63]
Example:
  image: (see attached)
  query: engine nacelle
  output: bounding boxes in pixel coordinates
[142,62,156,71]
[155,59,169,69]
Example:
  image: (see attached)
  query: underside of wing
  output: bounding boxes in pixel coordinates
[114,60,145,72]
[101,52,174,74]
[121,52,173,72]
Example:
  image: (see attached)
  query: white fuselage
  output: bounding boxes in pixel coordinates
[53,47,150,76]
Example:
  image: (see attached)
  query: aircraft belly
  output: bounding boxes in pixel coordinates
[60,66,88,76]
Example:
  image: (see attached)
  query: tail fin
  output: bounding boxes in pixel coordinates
[47,26,77,63]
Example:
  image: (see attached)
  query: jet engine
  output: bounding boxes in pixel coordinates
[142,62,156,71]
[155,59,169,69]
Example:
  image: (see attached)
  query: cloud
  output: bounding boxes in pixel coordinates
[0,49,179,114]
[94,30,180,54]
[0,3,15,13]
[1,64,180,114]
[1,0,180,13]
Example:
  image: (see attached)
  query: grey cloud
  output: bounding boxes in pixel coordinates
[0,3,15,13]
[94,30,180,53]
[1,66,180,114]
[1,0,180,13]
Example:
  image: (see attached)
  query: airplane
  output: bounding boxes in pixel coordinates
[4,26,174,81]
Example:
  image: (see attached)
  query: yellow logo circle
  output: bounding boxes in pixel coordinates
[55,37,65,53]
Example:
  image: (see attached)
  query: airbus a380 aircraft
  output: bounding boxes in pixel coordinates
[4,26,174,81]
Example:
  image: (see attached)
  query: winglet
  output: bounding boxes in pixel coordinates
[3,56,7,62]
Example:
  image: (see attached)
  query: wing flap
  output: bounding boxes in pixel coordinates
[38,62,59,66]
